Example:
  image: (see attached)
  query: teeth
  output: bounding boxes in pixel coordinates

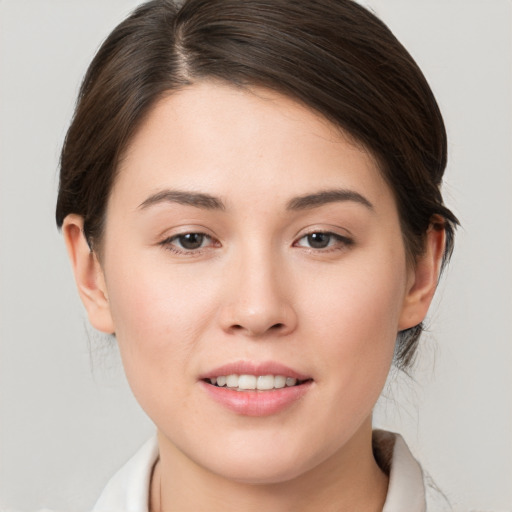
[274,375,286,389]
[208,374,303,391]
[256,375,274,390]
[226,374,238,388]
[238,375,256,390]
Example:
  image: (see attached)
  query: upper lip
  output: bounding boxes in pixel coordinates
[199,360,311,381]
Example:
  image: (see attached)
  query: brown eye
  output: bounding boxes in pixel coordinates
[306,233,331,249]
[295,232,353,251]
[177,233,206,250]
[162,232,214,253]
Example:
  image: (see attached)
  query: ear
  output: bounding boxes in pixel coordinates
[62,214,115,334]
[398,222,446,331]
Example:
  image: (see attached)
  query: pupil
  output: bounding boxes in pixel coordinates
[308,233,330,248]
[180,233,203,249]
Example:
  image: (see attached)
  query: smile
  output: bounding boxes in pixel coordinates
[200,362,313,416]
[206,374,307,391]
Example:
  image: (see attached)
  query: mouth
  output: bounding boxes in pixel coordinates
[203,374,311,392]
[199,362,313,416]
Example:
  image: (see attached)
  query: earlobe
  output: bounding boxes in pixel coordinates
[398,222,446,331]
[62,214,115,334]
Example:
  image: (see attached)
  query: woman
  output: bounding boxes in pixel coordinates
[56,0,458,510]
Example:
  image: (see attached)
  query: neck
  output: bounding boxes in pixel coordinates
[150,419,388,512]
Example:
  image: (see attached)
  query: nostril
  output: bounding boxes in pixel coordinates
[229,322,285,335]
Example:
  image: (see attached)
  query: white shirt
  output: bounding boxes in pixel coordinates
[92,430,450,511]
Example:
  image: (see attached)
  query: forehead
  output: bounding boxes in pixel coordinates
[113,81,392,212]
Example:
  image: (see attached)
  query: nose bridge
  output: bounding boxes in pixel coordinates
[220,238,296,337]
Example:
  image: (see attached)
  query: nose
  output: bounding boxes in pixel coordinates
[219,250,298,338]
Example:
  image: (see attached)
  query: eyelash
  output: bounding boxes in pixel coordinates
[160,231,353,255]
[294,232,354,252]
[160,232,216,256]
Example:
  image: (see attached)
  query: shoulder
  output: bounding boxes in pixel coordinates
[91,436,159,512]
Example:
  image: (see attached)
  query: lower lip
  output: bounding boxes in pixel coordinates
[199,380,313,417]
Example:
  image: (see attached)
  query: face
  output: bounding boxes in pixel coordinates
[92,82,417,483]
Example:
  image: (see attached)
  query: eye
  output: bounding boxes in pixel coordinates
[161,232,216,253]
[295,232,352,250]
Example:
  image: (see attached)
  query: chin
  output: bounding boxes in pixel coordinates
[191,437,329,486]
[208,457,312,486]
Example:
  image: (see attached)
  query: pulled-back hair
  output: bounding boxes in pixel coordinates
[56,0,458,368]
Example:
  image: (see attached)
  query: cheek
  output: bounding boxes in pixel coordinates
[301,252,407,407]
[107,254,219,337]
[103,259,221,404]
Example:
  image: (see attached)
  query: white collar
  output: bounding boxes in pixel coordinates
[373,429,426,512]
[92,436,158,512]
[92,430,429,512]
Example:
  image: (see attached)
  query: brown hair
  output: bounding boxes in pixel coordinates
[56,0,458,368]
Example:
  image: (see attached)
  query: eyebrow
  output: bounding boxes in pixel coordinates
[138,190,225,211]
[137,187,373,213]
[286,189,374,211]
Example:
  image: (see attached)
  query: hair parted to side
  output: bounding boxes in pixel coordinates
[56,0,459,369]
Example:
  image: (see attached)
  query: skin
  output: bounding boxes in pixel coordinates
[63,82,445,511]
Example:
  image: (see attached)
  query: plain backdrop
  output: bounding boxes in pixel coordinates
[1,1,511,510]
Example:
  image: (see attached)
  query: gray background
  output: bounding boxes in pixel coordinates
[1,1,511,510]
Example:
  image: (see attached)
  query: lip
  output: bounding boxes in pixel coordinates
[199,360,311,381]
[199,360,313,417]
